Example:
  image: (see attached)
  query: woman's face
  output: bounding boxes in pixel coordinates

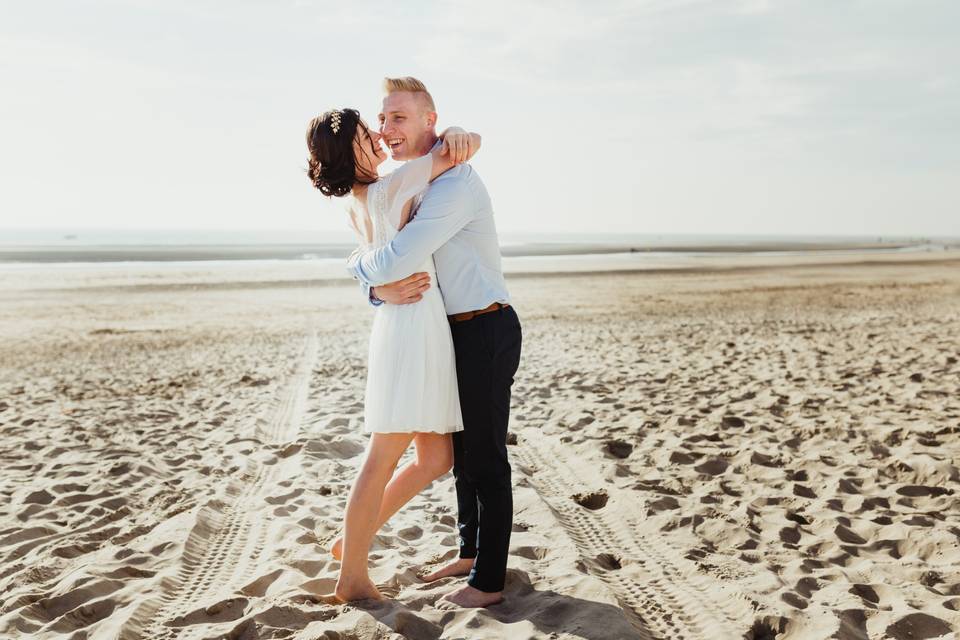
[353,120,386,179]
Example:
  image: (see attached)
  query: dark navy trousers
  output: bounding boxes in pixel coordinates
[449,304,522,593]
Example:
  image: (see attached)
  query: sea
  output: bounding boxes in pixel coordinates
[0,228,954,263]
[0,228,956,293]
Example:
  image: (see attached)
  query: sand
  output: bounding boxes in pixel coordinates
[1,253,958,639]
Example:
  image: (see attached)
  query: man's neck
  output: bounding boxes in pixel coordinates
[413,133,439,158]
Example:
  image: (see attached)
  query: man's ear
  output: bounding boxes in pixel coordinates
[425,111,438,128]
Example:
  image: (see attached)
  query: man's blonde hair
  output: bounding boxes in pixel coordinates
[382,76,436,112]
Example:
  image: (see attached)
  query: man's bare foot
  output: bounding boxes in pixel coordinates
[320,577,383,604]
[329,536,343,561]
[439,584,503,608]
[418,557,474,582]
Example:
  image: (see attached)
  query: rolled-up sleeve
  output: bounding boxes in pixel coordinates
[347,174,474,286]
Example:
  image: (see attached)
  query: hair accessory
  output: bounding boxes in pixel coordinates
[330,110,342,135]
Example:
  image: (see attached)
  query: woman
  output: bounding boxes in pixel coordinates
[305,108,480,602]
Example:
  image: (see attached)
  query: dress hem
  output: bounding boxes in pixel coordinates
[362,425,464,435]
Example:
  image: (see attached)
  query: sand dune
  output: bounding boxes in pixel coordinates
[1,255,958,639]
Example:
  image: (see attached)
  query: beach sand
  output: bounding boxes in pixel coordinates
[1,253,959,639]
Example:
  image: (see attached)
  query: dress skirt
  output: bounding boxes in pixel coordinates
[364,281,463,434]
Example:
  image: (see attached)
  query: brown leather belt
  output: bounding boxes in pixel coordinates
[448,302,510,323]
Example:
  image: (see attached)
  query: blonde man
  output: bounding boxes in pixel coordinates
[348,76,522,608]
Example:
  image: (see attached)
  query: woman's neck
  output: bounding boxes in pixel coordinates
[351,171,378,194]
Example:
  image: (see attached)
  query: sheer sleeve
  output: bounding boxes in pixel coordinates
[381,154,433,229]
[345,197,372,250]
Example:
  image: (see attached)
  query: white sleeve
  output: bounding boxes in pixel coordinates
[381,154,433,228]
[345,199,371,250]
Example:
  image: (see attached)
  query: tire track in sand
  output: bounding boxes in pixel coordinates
[119,331,318,640]
[513,434,756,640]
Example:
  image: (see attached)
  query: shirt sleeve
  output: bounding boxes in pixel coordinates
[347,171,474,286]
[360,280,383,306]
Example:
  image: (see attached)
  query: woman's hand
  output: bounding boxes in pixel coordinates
[439,127,481,164]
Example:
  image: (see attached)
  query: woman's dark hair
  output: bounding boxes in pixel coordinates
[305,108,378,197]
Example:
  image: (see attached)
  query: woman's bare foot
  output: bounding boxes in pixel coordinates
[321,577,383,604]
[439,584,503,608]
[418,557,474,582]
[329,536,343,561]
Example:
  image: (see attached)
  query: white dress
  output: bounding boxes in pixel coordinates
[355,156,464,434]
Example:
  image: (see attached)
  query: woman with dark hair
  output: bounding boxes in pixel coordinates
[305,109,480,602]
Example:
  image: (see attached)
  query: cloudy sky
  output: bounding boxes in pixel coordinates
[1,0,957,236]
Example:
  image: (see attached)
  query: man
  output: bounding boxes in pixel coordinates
[348,76,522,608]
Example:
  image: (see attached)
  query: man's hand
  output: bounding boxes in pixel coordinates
[371,272,431,305]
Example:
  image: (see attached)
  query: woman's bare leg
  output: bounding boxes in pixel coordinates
[330,432,453,561]
[332,432,416,602]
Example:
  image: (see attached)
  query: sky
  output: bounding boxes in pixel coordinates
[1,0,958,237]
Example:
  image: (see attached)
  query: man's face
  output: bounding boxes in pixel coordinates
[378,92,435,161]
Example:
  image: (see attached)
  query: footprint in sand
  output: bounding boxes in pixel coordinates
[885,612,954,640]
[785,511,810,525]
[794,577,821,599]
[593,552,622,570]
[780,591,807,609]
[513,545,550,561]
[47,599,116,633]
[721,415,745,428]
[265,488,305,505]
[27,578,125,632]
[397,525,422,541]
[833,608,870,640]
[24,489,55,504]
[168,597,249,626]
[694,458,729,475]
[572,490,608,510]
[669,450,699,464]
[647,496,680,514]
[849,583,879,607]
[304,438,364,459]
[779,526,801,545]
[834,524,867,545]
[604,439,633,459]
[749,451,781,467]
[896,484,952,497]
[237,569,284,598]
[793,484,817,498]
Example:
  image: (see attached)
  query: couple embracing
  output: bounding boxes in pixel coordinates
[305,76,522,608]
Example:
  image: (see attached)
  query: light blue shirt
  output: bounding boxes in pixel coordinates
[347,162,510,315]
